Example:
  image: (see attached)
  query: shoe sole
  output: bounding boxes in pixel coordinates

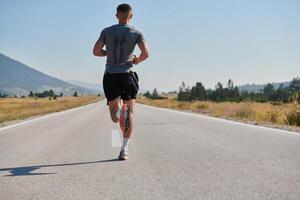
[118,155,129,160]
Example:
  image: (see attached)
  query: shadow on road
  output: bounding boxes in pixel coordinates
[0,158,120,177]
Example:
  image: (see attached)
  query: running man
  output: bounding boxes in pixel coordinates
[93,4,149,160]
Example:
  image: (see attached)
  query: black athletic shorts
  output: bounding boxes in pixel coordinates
[103,71,139,104]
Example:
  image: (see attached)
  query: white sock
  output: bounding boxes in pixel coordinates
[121,138,130,152]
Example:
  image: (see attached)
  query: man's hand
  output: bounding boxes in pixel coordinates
[132,41,149,65]
[132,55,139,65]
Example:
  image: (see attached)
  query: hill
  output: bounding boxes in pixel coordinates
[0,53,98,96]
[68,80,103,95]
[237,81,290,93]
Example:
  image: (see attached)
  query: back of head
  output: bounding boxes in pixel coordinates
[116,4,133,24]
[117,3,132,13]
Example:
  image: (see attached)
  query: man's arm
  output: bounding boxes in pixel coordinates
[133,41,149,65]
[93,40,107,57]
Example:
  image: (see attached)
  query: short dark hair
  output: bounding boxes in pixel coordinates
[117,3,132,13]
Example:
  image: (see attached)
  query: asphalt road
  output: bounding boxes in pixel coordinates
[0,101,299,200]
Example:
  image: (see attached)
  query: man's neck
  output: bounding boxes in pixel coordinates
[118,21,129,25]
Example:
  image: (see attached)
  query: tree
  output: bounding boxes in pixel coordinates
[213,82,225,102]
[73,91,78,97]
[290,77,300,92]
[59,92,64,97]
[224,79,240,101]
[143,91,151,99]
[227,79,234,90]
[190,82,206,101]
[49,90,54,97]
[232,86,240,102]
[263,83,274,95]
[240,90,249,101]
[177,81,191,101]
[263,83,274,101]
[29,91,34,97]
[180,81,186,91]
[215,82,223,90]
[269,83,289,102]
[152,88,159,99]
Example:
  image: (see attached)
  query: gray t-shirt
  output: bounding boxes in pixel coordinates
[98,24,145,74]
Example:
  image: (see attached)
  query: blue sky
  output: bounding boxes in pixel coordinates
[1,0,299,91]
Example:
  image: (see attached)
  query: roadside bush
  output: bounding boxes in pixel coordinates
[285,111,300,126]
[177,102,190,110]
[195,102,209,110]
[265,110,279,123]
[289,91,300,104]
[235,105,255,119]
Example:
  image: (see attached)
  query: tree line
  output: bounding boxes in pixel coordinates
[0,93,8,98]
[143,88,167,100]
[177,77,300,103]
[28,90,79,98]
[28,90,62,98]
[143,77,300,104]
[0,90,79,98]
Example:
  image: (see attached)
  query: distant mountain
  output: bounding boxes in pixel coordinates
[238,81,290,93]
[68,80,103,94]
[0,53,98,96]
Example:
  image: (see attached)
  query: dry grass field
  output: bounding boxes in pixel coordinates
[0,96,103,124]
[137,97,300,127]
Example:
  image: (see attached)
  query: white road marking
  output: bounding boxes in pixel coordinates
[111,129,122,147]
[137,103,300,136]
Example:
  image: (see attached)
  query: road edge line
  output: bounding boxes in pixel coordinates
[0,100,105,132]
[137,103,300,136]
